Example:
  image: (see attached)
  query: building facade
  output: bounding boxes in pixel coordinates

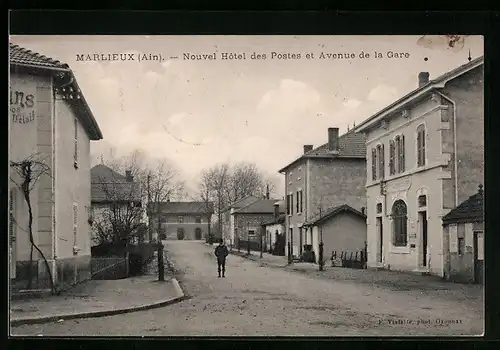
[221,195,260,247]
[9,43,103,290]
[355,57,484,277]
[278,127,367,260]
[303,205,367,264]
[261,201,286,255]
[442,185,484,284]
[149,201,214,240]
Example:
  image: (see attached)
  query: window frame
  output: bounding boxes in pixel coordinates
[391,200,408,247]
[195,216,202,223]
[417,124,426,167]
[371,148,377,181]
[178,215,184,223]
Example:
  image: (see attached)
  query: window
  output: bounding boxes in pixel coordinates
[296,190,303,213]
[458,237,465,255]
[9,189,16,245]
[195,216,202,223]
[178,216,184,223]
[371,148,377,181]
[74,117,78,168]
[376,203,382,214]
[299,190,303,213]
[248,230,256,236]
[391,200,408,247]
[377,144,385,179]
[389,140,396,175]
[296,191,299,213]
[418,195,427,208]
[417,124,426,167]
[73,202,78,247]
[160,216,167,223]
[396,135,405,173]
[286,195,291,215]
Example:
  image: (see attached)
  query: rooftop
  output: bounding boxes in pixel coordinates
[442,185,484,225]
[278,130,366,173]
[234,198,284,214]
[303,204,366,227]
[91,165,141,203]
[153,201,215,215]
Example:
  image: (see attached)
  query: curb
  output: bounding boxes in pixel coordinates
[10,278,186,327]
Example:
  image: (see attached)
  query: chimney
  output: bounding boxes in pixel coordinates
[303,144,313,154]
[274,203,280,221]
[418,72,430,87]
[328,127,339,152]
[125,170,133,182]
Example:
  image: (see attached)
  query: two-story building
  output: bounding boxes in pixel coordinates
[278,127,367,261]
[221,195,260,247]
[9,43,103,290]
[149,201,214,240]
[354,56,484,277]
[90,164,142,245]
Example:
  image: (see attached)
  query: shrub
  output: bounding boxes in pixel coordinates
[127,243,155,276]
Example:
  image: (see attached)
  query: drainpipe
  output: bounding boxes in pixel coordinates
[434,91,459,206]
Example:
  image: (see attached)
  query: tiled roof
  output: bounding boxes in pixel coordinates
[278,131,367,173]
[91,165,141,203]
[442,186,484,225]
[234,198,283,214]
[9,42,103,140]
[221,195,259,213]
[10,43,70,70]
[355,56,484,133]
[155,201,215,215]
[303,204,366,226]
[262,213,286,226]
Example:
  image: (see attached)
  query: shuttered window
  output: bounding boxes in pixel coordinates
[74,117,78,168]
[73,203,78,246]
[396,135,405,173]
[389,140,396,175]
[371,148,377,181]
[9,189,16,245]
[417,125,426,167]
[377,144,385,179]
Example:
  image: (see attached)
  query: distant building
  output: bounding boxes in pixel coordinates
[442,185,484,284]
[90,164,142,245]
[355,56,484,278]
[149,201,214,240]
[9,43,103,290]
[278,127,367,261]
[221,195,260,247]
[261,200,286,255]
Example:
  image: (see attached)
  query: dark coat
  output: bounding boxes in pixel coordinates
[215,244,229,261]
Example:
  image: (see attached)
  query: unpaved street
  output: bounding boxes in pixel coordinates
[11,241,483,336]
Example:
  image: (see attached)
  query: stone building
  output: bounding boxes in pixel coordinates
[149,201,214,240]
[354,56,484,277]
[9,43,103,290]
[261,200,286,255]
[278,127,367,260]
[442,185,484,284]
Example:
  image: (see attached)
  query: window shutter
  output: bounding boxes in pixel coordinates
[380,144,385,179]
[9,189,16,244]
[371,148,377,180]
[73,203,78,246]
[389,140,395,175]
[296,191,299,213]
[290,195,294,215]
[400,135,405,172]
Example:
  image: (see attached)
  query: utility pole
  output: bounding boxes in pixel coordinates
[157,198,165,282]
[260,226,263,258]
[147,174,152,242]
[287,216,292,264]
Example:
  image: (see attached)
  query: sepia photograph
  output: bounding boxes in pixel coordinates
[9,34,484,336]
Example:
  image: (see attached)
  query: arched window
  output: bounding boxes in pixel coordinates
[392,200,408,247]
[417,124,426,167]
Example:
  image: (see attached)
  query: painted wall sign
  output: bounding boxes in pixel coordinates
[10,89,36,124]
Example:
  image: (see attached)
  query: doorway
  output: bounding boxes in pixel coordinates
[473,230,484,284]
[177,228,185,240]
[195,228,202,240]
[376,217,383,263]
[419,211,428,267]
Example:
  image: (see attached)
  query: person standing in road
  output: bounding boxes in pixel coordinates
[214,238,229,278]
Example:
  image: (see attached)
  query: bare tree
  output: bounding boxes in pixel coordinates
[10,153,56,293]
[91,156,145,246]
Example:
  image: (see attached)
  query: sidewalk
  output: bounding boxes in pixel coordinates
[230,248,483,307]
[10,253,185,326]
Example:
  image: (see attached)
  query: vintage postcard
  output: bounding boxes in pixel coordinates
[9,35,484,336]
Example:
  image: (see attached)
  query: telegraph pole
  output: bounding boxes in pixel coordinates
[147,174,152,242]
[260,226,263,258]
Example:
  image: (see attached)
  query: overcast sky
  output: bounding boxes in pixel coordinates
[11,35,483,197]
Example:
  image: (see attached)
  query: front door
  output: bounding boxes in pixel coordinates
[420,211,428,267]
[195,228,202,240]
[473,231,484,284]
[376,217,383,263]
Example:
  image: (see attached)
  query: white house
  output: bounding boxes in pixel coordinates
[9,43,103,290]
